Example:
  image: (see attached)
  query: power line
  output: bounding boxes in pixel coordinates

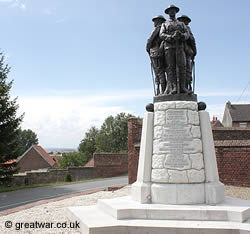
[236,82,250,103]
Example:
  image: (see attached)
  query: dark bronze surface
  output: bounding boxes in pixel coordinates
[146,103,154,112]
[198,102,207,111]
[147,5,197,102]
[146,16,166,95]
[153,93,197,103]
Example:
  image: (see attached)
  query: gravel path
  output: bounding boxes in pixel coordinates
[225,185,250,200]
[0,185,249,234]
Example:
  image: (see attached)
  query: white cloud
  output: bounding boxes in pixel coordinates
[16,87,247,148]
[20,3,25,9]
[0,0,26,10]
[17,94,136,149]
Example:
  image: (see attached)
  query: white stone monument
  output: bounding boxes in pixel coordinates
[67,101,250,234]
[132,101,224,205]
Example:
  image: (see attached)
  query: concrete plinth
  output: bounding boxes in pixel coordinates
[67,195,250,234]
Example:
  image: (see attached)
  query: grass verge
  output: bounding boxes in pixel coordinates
[0,177,102,193]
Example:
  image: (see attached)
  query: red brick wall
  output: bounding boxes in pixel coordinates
[93,153,128,167]
[128,119,250,187]
[213,128,250,140]
[215,141,250,187]
[128,117,142,184]
[93,153,128,178]
[18,148,52,172]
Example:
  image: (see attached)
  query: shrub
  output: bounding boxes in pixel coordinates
[65,173,72,182]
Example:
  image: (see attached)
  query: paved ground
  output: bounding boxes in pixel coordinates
[0,175,128,211]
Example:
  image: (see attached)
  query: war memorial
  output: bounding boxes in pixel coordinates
[67,5,250,233]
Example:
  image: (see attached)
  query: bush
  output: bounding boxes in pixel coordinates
[65,173,72,182]
[58,152,88,169]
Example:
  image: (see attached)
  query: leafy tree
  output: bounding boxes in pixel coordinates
[78,113,135,162]
[16,129,39,155]
[78,126,99,161]
[0,53,23,185]
[58,152,88,169]
[96,113,134,153]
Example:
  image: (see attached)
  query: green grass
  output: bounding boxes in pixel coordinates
[0,177,103,193]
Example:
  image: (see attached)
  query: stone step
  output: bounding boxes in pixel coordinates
[97,196,250,222]
[67,203,250,234]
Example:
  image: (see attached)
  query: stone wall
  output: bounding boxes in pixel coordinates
[12,153,128,186]
[12,168,93,186]
[128,118,250,187]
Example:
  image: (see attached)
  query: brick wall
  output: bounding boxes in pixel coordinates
[215,140,250,187]
[69,167,95,181]
[128,118,250,187]
[213,128,250,140]
[93,153,128,167]
[93,153,128,178]
[128,117,142,184]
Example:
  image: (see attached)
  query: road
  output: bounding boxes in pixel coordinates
[0,175,128,211]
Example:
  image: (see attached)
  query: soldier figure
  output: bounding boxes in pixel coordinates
[160,5,190,95]
[177,15,197,92]
[146,15,166,95]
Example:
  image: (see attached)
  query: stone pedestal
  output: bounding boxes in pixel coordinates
[132,101,224,205]
[67,101,250,233]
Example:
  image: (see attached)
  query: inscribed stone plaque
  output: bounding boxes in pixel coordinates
[164,154,191,169]
[159,110,193,169]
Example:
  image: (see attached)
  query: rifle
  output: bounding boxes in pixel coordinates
[192,59,195,93]
[149,55,157,96]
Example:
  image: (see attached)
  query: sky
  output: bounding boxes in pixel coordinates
[1,0,250,149]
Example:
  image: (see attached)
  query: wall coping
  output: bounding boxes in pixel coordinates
[214,140,250,147]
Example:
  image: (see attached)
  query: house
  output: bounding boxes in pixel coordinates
[222,101,250,127]
[211,116,224,128]
[17,145,56,173]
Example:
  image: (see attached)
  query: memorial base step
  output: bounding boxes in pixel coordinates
[67,196,250,234]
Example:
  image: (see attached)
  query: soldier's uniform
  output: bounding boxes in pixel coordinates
[146,15,166,95]
[178,15,197,92]
[160,5,190,94]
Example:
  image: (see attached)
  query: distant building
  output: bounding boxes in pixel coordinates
[211,116,224,128]
[222,101,250,127]
[17,145,57,173]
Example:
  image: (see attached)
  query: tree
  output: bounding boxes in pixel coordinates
[78,126,99,161]
[0,53,23,185]
[58,152,88,169]
[78,113,135,162]
[96,113,134,153]
[16,129,39,155]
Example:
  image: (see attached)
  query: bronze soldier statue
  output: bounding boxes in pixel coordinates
[160,5,190,95]
[146,15,166,95]
[177,15,197,92]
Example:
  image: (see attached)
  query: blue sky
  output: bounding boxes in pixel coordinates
[1,0,250,148]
